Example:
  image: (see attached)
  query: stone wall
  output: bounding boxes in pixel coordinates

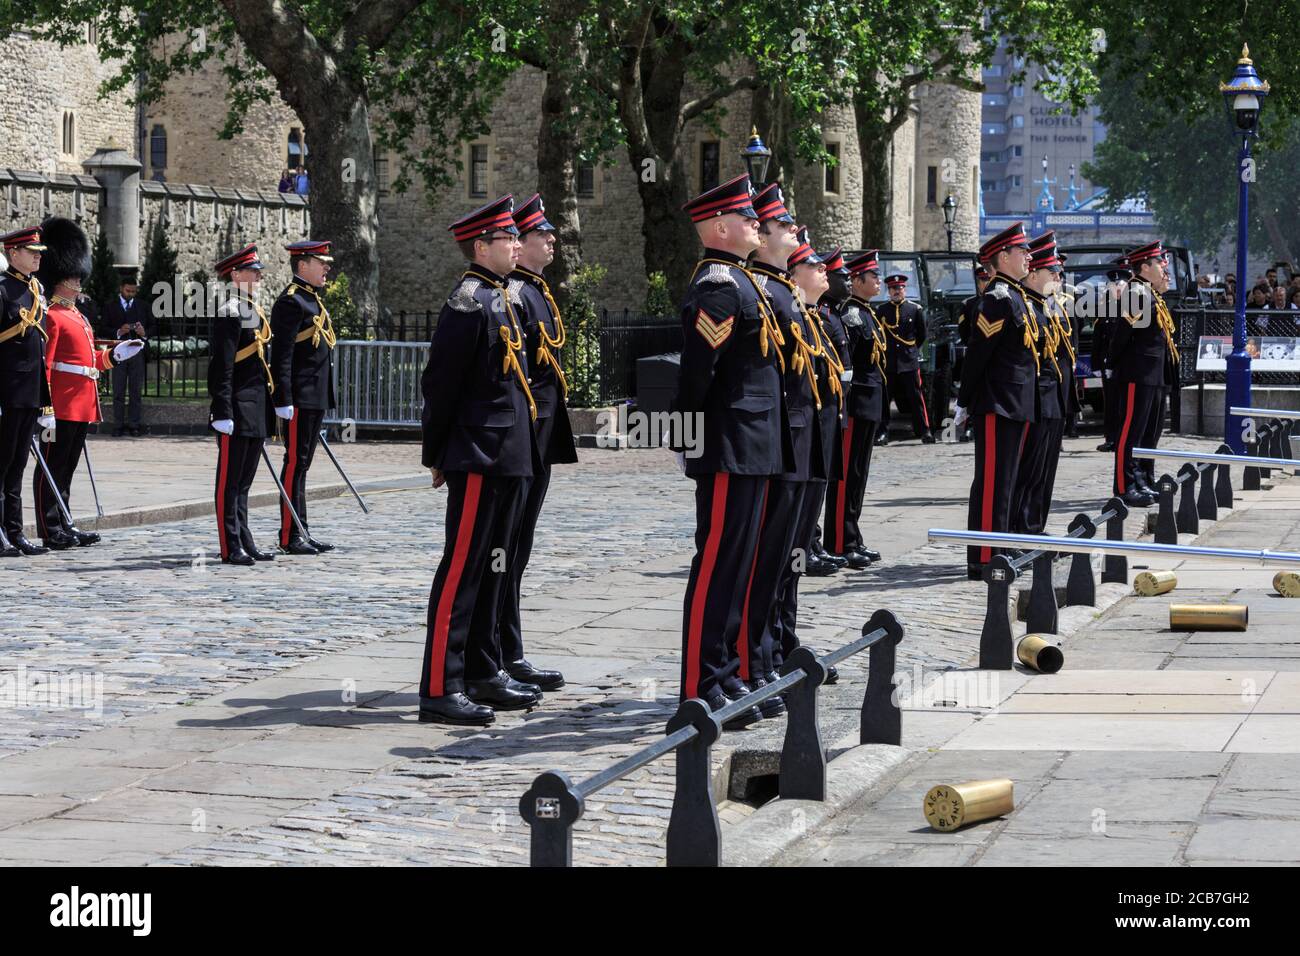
[0,31,134,174]
[0,169,103,237]
[913,81,982,251]
[886,108,917,249]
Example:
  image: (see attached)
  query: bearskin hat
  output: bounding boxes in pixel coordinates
[35,217,92,293]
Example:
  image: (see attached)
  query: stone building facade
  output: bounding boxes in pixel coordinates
[1,29,982,312]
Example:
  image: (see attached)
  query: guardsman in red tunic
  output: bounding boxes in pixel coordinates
[32,218,142,549]
[959,221,1039,577]
[208,244,276,566]
[271,239,338,556]
[0,226,53,558]
[418,195,546,726]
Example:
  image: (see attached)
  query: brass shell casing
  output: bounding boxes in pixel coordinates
[1016,635,1064,674]
[1168,604,1249,631]
[1134,570,1178,596]
[924,779,1014,832]
[1274,572,1300,598]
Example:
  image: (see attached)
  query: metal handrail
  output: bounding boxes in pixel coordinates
[1231,405,1300,421]
[519,609,905,867]
[931,528,1300,565]
[1133,447,1297,469]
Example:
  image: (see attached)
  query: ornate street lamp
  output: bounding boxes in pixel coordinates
[941,193,958,252]
[1220,44,1270,452]
[739,127,771,186]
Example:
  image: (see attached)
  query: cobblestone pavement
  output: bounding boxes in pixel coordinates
[0,432,1224,864]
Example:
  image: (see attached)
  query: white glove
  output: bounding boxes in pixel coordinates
[211,419,234,435]
[840,369,853,383]
[1102,369,1112,380]
[953,405,968,432]
[673,451,687,474]
[112,339,145,362]
[275,406,294,420]
[37,414,55,430]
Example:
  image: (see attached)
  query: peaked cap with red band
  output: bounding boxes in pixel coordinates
[846,250,879,276]
[1,227,46,252]
[818,247,849,275]
[285,239,333,262]
[788,226,822,269]
[450,195,518,242]
[978,220,1030,263]
[215,244,263,277]
[752,182,795,224]
[682,173,758,222]
[1126,240,1166,266]
[513,193,556,235]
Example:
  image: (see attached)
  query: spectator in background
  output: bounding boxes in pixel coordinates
[1268,286,1291,310]
[1223,286,1235,309]
[99,266,152,437]
[277,169,294,193]
[1249,284,1270,308]
[295,167,309,195]
[1266,267,1279,288]
[1291,288,1300,310]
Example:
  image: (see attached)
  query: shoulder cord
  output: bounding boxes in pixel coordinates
[462,271,537,421]
[525,274,569,401]
[288,283,337,349]
[693,258,786,373]
[804,305,843,409]
[880,301,917,347]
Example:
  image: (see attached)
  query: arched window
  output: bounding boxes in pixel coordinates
[149,125,168,181]
[61,112,76,155]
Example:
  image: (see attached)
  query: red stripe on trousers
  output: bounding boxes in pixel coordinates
[915,370,930,428]
[736,480,770,681]
[835,418,853,553]
[1115,382,1137,493]
[980,413,996,564]
[215,433,230,558]
[685,473,729,699]
[426,472,483,697]
[35,438,46,538]
[281,412,298,546]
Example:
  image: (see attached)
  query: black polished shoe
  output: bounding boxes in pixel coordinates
[825,664,840,686]
[719,675,753,700]
[843,550,873,570]
[43,529,79,551]
[418,693,495,726]
[816,547,848,569]
[0,529,19,557]
[222,549,255,566]
[875,432,890,446]
[247,547,276,562]
[704,691,762,730]
[281,538,319,556]
[921,432,937,444]
[12,535,48,556]
[506,659,564,691]
[465,672,539,711]
[805,554,839,577]
[1121,488,1157,508]
[69,527,101,546]
[853,545,882,562]
[748,675,786,718]
[307,537,335,553]
[1096,441,1116,452]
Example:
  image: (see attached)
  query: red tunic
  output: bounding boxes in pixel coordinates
[44,300,113,423]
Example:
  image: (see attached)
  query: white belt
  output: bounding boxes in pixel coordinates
[53,361,99,381]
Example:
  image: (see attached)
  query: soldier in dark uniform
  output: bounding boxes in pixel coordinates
[1092,257,1131,452]
[806,247,854,576]
[418,195,546,726]
[208,245,276,566]
[1056,252,1083,439]
[1010,232,1076,535]
[768,227,844,686]
[959,222,1039,578]
[880,274,933,443]
[674,173,788,728]
[953,263,991,442]
[1110,240,1178,507]
[736,185,822,719]
[827,250,887,568]
[497,193,576,693]
[0,227,52,557]
[270,239,338,556]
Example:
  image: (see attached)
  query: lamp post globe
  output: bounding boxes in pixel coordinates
[740,127,772,187]
[1219,44,1270,452]
[941,193,958,252]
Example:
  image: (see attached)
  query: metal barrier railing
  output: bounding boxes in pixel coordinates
[519,609,905,867]
[930,529,1300,566]
[328,340,426,427]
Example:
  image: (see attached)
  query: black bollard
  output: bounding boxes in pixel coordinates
[1215,444,1235,508]
[979,555,1017,670]
[1101,496,1130,585]
[1065,513,1097,607]
[665,699,722,867]
[1155,473,1179,544]
[861,609,905,746]
[1176,463,1199,535]
[1197,462,1218,521]
[1026,552,1059,634]
[778,648,827,802]
[520,770,584,867]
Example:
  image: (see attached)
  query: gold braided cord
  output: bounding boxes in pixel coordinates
[232,295,275,392]
[463,271,537,422]
[288,282,337,349]
[0,276,48,344]
[1021,288,1059,380]
[692,258,785,372]
[1155,296,1180,364]
[880,301,917,347]
[1051,293,1077,370]
[526,272,570,401]
[806,307,843,408]
[786,311,823,410]
[852,297,888,387]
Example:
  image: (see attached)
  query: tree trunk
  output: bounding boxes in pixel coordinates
[855,97,892,250]
[536,17,585,314]
[1259,208,1295,268]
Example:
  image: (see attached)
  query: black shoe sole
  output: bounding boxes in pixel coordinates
[465,695,539,711]
[418,710,495,726]
[509,676,565,691]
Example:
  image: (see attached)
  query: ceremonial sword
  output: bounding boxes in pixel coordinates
[30,437,75,528]
[317,429,370,514]
[259,441,310,543]
[81,442,105,517]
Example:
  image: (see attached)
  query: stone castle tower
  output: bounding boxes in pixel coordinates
[0,28,982,312]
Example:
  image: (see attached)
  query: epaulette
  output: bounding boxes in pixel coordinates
[840,304,863,328]
[506,278,525,305]
[448,278,482,313]
[753,273,769,293]
[990,283,1010,300]
[698,263,738,287]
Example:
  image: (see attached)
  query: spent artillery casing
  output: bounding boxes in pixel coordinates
[1016,635,1064,674]
[924,779,1014,832]
[1275,571,1300,598]
[1168,604,1249,631]
[1134,570,1178,597]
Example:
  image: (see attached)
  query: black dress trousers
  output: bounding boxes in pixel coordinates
[214,432,263,559]
[966,412,1029,568]
[0,406,38,538]
[33,419,89,538]
[738,478,806,682]
[278,407,326,546]
[1113,381,1162,496]
[827,415,878,555]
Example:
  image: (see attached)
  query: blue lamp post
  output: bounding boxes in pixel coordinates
[1221,44,1269,452]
